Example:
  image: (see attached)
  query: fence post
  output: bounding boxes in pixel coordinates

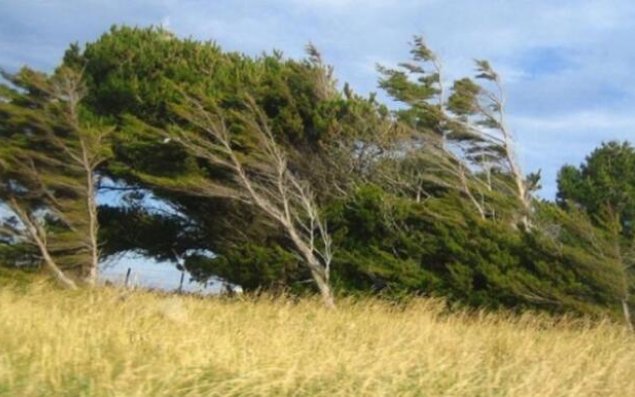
[124,267,132,289]
[178,271,185,294]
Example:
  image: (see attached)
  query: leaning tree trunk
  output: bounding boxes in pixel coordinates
[8,198,78,289]
[622,299,633,332]
[287,225,335,309]
[80,146,100,286]
[311,268,336,309]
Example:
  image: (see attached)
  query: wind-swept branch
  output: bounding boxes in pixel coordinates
[169,93,336,308]
[0,66,113,286]
[5,197,77,289]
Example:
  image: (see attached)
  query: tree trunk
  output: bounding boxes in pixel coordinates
[83,169,99,286]
[310,267,336,309]
[458,167,485,220]
[287,225,336,309]
[39,241,78,290]
[173,94,337,308]
[622,299,633,332]
[9,198,78,289]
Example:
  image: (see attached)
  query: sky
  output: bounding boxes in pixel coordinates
[100,251,225,294]
[1,0,634,199]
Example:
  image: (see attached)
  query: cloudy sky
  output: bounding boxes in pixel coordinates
[1,0,634,198]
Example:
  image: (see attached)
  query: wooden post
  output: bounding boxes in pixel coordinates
[178,271,185,294]
[124,267,131,289]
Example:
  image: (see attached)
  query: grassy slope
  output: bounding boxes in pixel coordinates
[0,282,633,397]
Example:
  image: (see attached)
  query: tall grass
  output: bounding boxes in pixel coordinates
[0,282,633,396]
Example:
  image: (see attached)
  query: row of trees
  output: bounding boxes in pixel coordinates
[0,26,632,327]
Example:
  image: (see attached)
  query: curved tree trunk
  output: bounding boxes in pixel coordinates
[8,198,77,289]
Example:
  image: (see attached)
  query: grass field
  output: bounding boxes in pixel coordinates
[0,281,634,397]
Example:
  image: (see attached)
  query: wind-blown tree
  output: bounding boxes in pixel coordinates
[317,36,617,313]
[324,184,622,314]
[63,26,390,297]
[0,67,112,286]
[164,95,335,307]
[526,202,628,315]
[378,37,534,224]
[557,141,635,330]
[376,38,490,219]
[4,25,613,317]
[447,61,534,220]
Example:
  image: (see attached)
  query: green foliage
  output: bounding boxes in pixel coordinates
[323,184,620,314]
[377,37,443,132]
[557,141,635,325]
[0,66,112,281]
[189,243,305,291]
[67,26,387,286]
[376,36,533,225]
[447,78,480,117]
[557,141,635,237]
[1,25,632,318]
[0,241,38,269]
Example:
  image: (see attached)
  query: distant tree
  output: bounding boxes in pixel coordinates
[0,67,112,287]
[557,141,635,330]
[557,141,635,235]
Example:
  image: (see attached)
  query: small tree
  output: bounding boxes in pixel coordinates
[378,37,533,224]
[0,67,112,286]
[447,61,532,219]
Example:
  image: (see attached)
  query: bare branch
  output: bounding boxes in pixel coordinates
[170,92,336,307]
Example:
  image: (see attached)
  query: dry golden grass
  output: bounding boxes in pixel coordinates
[0,282,633,397]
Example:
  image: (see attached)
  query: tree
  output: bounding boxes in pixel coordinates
[557,141,635,330]
[166,94,336,307]
[0,67,112,286]
[324,184,621,315]
[65,26,384,297]
[378,37,533,225]
[1,25,612,318]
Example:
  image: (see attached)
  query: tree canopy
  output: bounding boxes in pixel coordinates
[0,25,632,324]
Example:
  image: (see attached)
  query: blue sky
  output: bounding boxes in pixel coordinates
[1,0,634,198]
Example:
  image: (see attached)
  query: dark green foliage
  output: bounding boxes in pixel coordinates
[67,26,387,290]
[557,141,635,237]
[0,67,111,283]
[72,25,379,205]
[0,241,38,269]
[189,243,305,291]
[557,141,635,325]
[325,185,621,314]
